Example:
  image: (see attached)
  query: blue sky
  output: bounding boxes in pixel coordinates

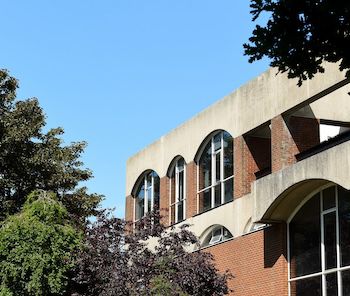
[1,1,268,217]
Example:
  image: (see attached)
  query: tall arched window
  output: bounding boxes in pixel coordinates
[169,158,186,224]
[134,171,160,221]
[197,131,233,213]
[288,185,350,296]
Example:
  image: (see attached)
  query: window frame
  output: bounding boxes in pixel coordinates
[197,131,234,213]
[169,158,186,224]
[134,171,159,223]
[287,184,350,296]
[201,225,233,248]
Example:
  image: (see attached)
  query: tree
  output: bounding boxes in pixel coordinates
[244,0,350,86]
[0,190,81,296]
[72,211,232,296]
[0,69,102,224]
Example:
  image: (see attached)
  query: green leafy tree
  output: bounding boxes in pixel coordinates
[0,190,81,296]
[0,69,102,224]
[244,0,350,85]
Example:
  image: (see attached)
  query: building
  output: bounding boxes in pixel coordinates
[125,63,350,296]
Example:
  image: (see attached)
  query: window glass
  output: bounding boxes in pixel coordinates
[214,133,221,151]
[202,225,233,247]
[179,170,184,201]
[214,184,221,207]
[290,276,322,296]
[198,131,234,212]
[342,269,350,295]
[223,131,234,179]
[215,151,221,182]
[177,200,184,222]
[338,186,350,267]
[170,176,176,204]
[209,228,222,245]
[326,272,338,296]
[290,193,321,278]
[199,141,212,189]
[289,186,350,296]
[153,174,160,211]
[224,178,233,203]
[134,171,159,221]
[324,211,337,270]
[169,158,186,224]
[199,189,211,213]
[135,184,145,220]
[323,186,336,210]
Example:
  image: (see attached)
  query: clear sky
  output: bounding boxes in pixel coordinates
[1,1,269,217]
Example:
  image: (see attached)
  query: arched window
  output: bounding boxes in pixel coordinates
[288,185,350,296]
[197,131,233,213]
[169,158,186,224]
[201,225,233,247]
[134,171,160,221]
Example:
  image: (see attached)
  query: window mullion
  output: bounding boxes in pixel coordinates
[144,177,148,214]
[175,163,179,223]
[320,191,326,296]
[336,187,342,296]
[211,138,215,209]
[221,133,224,204]
[183,164,186,220]
[151,175,154,212]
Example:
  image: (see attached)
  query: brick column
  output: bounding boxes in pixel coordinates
[159,176,170,226]
[271,115,319,172]
[234,136,256,198]
[125,195,134,232]
[186,161,197,218]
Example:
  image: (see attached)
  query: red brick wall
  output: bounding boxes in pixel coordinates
[160,176,170,226]
[234,136,270,198]
[125,195,134,223]
[246,136,271,171]
[288,116,320,152]
[125,195,134,231]
[186,161,197,218]
[271,115,319,172]
[234,136,251,198]
[206,223,288,296]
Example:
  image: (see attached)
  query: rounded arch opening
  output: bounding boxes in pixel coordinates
[167,155,186,178]
[200,224,233,248]
[287,184,350,295]
[260,179,335,223]
[167,156,187,224]
[131,169,160,221]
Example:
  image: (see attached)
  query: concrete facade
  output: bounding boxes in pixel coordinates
[125,62,350,295]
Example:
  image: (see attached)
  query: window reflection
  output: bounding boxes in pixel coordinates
[289,185,350,296]
[134,171,160,221]
[198,131,234,213]
[169,157,186,224]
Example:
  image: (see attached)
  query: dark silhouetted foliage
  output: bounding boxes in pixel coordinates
[244,1,350,85]
[72,211,232,296]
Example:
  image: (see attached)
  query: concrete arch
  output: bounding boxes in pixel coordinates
[258,179,337,223]
[252,140,350,223]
